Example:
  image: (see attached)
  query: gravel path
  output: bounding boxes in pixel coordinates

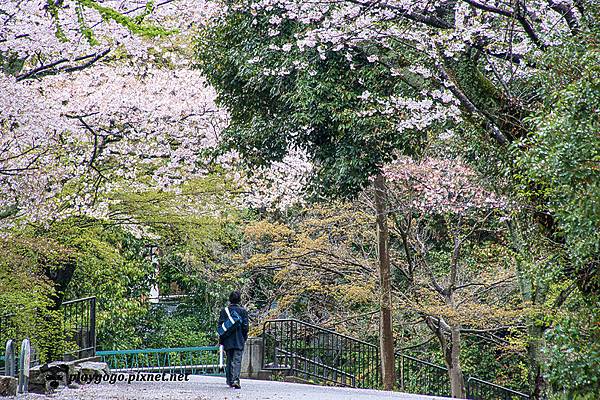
[17,375,449,400]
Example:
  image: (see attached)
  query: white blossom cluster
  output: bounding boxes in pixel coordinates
[240,148,313,211]
[0,64,227,226]
[0,0,219,70]
[233,0,578,137]
[0,1,314,227]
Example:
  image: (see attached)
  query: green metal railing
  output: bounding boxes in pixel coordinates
[97,346,225,376]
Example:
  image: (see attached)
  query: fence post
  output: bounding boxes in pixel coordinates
[466,377,471,399]
[218,345,224,372]
[90,297,97,357]
[18,338,30,394]
[399,354,404,390]
[4,339,16,377]
[273,339,279,368]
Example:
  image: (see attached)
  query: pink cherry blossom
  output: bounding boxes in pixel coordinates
[384,156,507,215]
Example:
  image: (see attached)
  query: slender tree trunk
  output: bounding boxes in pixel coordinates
[374,173,396,390]
[428,317,466,398]
[509,221,549,399]
[448,325,465,398]
[527,325,548,400]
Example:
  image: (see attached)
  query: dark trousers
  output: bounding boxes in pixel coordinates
[225,349,243,385]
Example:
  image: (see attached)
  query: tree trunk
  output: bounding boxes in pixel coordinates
[45,261,77,310]
[527,325,548,400]
[429,318,466,398]
[448,325,465,398]
[509,221,549,399]
[374,173,396,390]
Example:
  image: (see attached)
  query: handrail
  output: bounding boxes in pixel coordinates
[276,348,356,377]
[262,319,380,388]
[97,346,224,376]
[62,296,97,305]
[398,353,448,371]
[97,346,219,355]
[108,365,220,373]
[263,319,378,348]
[276,348,357,387]
[397,353,529,399]
[263,318,528,398]
[466,377,530,399]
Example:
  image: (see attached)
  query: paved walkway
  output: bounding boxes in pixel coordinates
[19,375,449,400]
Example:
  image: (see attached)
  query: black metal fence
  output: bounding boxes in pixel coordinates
[262,319,380,388]
[261,318,529,399]
[62,296,96,360]
[466,377,530,400]
[398,354,450,396]
[397,354,530,399]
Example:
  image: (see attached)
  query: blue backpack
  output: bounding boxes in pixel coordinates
[217,306,242,338]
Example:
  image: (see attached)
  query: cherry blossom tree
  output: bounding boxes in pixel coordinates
[1,63,229,227]
[202,0,594,149]
[1,1,314,229]
[384,156,513,397]
[1,1,224,227]
[1,1,218,78]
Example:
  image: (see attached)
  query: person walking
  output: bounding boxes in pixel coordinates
[218,291,249,389]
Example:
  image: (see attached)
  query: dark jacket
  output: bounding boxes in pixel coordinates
[218,303,249,350]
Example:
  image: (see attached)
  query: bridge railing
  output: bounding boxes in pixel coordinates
[63,296,96,360]
[261,318,529,399]
[466,377,530,400]
[398,354,529,399]
[276,348,357,386]
[398,354,450,396]
[262,319,380,388]
[97,346,224,375]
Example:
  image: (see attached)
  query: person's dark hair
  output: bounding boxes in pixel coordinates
[229,291,241,304]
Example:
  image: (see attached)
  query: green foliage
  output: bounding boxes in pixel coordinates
[544,297,600,398]
[196,10,431,198]
[0,237,70,361]
[517,27,600,294]
[77,0,175,38]
[47,0,68,42]
[461,336,530,393]
[139,307,211,348]
[37,218,153,350]
[38,0,176,45]
[76,3,100,46]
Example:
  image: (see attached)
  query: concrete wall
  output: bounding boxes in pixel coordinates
[241,337,271,380]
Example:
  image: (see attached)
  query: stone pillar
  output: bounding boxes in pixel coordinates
[4,340,16,377]
[240,337,271,380]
